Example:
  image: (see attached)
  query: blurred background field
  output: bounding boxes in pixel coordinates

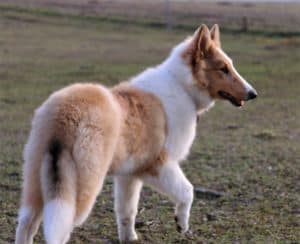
[0,1,299,243]
[1,0,300,33]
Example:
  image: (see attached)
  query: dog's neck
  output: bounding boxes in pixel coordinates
[159,39,215,114]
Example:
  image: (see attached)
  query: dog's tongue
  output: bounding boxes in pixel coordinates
[241,101,245,106]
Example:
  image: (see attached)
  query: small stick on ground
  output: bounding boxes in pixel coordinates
[194,187,224,200]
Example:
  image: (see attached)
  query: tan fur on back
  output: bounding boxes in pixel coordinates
[111,83,168,176]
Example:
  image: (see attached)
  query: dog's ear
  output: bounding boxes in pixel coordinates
[183,25,212,64]
[193,24,212,58]
[210,24,221,47]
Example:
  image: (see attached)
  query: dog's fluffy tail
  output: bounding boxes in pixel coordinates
[41,139,77,244]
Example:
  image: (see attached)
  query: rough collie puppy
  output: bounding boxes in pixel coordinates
[15,24,257,244]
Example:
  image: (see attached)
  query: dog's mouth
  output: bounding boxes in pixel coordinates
[218,91,244,107]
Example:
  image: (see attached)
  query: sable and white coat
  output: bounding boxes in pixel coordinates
[15,24,257,244]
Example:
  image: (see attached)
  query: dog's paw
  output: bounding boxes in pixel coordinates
[174,216,189,233]
[119,230,138,243]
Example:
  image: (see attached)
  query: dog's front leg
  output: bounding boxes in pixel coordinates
[114,175,143,242]
[143,163,193,233]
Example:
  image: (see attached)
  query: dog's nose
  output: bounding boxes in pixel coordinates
[247,89,257,100]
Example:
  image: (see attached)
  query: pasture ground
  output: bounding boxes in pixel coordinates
[0,3,299,243]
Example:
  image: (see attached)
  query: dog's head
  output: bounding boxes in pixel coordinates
[183,24,257,107]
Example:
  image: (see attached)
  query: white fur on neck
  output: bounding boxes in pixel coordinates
[131,39,214,162]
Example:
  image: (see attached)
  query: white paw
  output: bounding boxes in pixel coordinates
[119,230,138,242]
[174,215,189,233]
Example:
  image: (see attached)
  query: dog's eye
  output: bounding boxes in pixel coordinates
[220,66,229,74]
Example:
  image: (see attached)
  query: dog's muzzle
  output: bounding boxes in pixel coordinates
[218,91,243,107]
[218,89,257,107]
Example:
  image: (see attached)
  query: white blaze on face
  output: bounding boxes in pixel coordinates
[217,48,255,93]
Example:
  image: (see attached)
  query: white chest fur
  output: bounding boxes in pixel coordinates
[131,68,198,163]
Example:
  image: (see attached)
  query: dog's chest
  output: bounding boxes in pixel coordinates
[132,78,198,163]
[164,105,197,162]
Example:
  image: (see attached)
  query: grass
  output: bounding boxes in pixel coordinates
[0,4,299,244]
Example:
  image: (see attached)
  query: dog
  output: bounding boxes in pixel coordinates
[15,24,257,244]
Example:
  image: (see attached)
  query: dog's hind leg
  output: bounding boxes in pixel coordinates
[15,136,44,244]
[142,163,194,233]
[72,125,118,227]
[15,179,43,244]
[114,176,143,242]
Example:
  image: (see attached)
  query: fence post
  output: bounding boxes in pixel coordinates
[164,0,172,30]
[242,16,248,32]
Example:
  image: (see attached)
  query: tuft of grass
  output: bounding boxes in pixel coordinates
[253,130,278,141]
